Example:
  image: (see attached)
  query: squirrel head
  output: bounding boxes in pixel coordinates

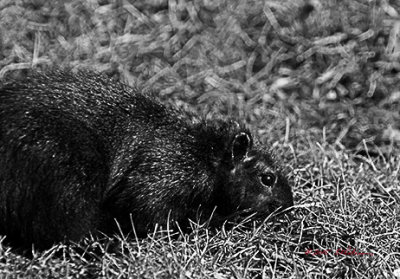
[214,130,293,217]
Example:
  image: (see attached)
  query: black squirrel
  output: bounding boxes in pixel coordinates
[0,70,293,250]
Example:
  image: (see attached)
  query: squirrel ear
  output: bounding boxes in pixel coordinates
[231,132,252,161]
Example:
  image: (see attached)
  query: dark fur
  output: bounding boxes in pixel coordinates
[0,70,293,250]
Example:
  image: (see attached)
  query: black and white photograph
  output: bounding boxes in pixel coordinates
[0,0,399,278]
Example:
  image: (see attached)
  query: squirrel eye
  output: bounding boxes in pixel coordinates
[260,172,276,187]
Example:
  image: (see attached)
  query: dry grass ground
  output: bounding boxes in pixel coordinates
[0,0,399,278]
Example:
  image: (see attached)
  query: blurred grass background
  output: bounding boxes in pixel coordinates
[0,0,399,278]
[1,0,400,150]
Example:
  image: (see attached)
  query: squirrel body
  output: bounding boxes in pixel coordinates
[0,70,293,250]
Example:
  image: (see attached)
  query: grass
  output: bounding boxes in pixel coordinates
[0,0,399,278]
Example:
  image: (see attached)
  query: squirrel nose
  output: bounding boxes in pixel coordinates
[271,195,294,211]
